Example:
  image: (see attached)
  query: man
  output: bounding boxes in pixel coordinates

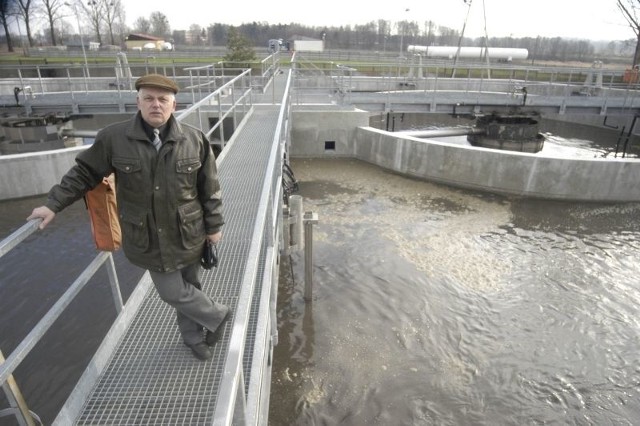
[27,74,230,361]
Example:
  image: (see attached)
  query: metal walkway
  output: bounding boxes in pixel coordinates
[53,72,291,424]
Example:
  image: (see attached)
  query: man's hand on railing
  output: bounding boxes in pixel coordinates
[27,206,56,230]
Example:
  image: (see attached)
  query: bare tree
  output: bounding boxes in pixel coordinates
[423,20,436,46]
[377,19,390,51]
[132,16,150,34]
[189,24,202,45]
[617,0,640,65]
[16,0,35,47]
[102,0,124,45]
[41,0,65,45]
[77,0,103,44]
[0,0,17,52]
[149,11,169,37]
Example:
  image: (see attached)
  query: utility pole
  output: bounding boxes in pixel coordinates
[399,8,410,58]
[65,2,90,78]
[452,0,473,78]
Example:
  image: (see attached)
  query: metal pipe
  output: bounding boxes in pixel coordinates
[0,219,40,259]
[396,127,485,138]
[0,350,35,426]
[60,128,98,138]
[289,195,303,250]
[64,2,90,87]
[0,251,114,385]
[106,254,123,313]
[303,211,318,302]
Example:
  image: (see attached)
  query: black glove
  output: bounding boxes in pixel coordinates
[200,240,219,270]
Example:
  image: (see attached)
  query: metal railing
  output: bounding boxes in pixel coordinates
[213,69,292,426]
[5,53,637,116]
[289,54,640,112]
[0,54,279,102]
[176,68,254,152]
[0,220,123,426]
[0,66,263,425]
[0,58,289,425]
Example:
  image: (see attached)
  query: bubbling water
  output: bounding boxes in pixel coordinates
[269,157,640,426]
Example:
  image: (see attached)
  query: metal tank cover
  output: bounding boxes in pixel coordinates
[467,112,545,153]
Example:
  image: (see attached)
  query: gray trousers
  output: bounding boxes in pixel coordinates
[149,263,228,345]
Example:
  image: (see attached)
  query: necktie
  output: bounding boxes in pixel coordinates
[152,129,162,151]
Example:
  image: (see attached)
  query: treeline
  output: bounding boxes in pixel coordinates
[2,0,633,64]
[172,21,632,63]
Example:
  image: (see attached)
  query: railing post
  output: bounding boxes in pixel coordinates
[288,195,303,251]
[283,196,318,301]
[218,91,226,148]
[106,253,123,313]
[0,351,35,426]
[303,212,318,302]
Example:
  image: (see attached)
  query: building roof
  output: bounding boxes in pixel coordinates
[288,35,322,41]
[126,33,163,41]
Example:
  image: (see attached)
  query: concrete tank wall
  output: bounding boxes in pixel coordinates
[287,107,640,202]
[353,127,640,202]
[0,146,86,199]
[290,108,369,157]
[3,109,640,202]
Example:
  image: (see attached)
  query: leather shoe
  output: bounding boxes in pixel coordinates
[206,309,231,347]
[186,342,212,361]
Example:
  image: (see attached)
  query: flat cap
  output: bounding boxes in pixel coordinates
[135,74,179,94]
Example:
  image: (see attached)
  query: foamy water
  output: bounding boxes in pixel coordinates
[269,158,640,425]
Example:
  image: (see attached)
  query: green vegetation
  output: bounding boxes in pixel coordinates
[224,28,256,64]
[0,53,225,66]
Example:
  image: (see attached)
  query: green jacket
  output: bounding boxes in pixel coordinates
[46,112,224,272]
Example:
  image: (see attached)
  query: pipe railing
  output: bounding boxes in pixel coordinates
[0,220,123,425]
[213,68,292,426]
[175,68,253,152]
[287,55,640,111]
[4,57,637,114]
[184,62,225,103]
[0,64,280,426]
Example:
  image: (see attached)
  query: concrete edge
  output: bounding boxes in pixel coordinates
[355,126,640,202]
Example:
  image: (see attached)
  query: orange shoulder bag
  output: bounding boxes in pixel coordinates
[84,174,121,251]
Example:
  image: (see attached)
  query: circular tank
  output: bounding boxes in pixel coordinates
[467,113,545,153]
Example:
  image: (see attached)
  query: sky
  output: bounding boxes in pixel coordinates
[124,0,631,42]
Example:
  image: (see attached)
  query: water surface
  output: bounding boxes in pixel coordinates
[1,155,639,425]
[269,158,640,425]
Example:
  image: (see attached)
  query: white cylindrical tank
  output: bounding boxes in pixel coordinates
[407,45,528,61]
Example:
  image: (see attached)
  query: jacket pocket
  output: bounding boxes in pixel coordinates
[113,157,143,193]
[175,158,201,196]
[119,201,149,252]
[178,200,205,249]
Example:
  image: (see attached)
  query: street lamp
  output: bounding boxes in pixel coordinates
[399,8,410,58]
[65,2,90,78]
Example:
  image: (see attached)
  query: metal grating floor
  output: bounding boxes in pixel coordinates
[74,105,282,425]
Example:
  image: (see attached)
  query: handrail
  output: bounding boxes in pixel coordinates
[285,52,640,110]
[0,219,40,259]
[184,62,223,102]
[5,57,636,115]
[176,69,253,151]
[0,219,124,424]
[1,66,268,425]
[213,68,292,425]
